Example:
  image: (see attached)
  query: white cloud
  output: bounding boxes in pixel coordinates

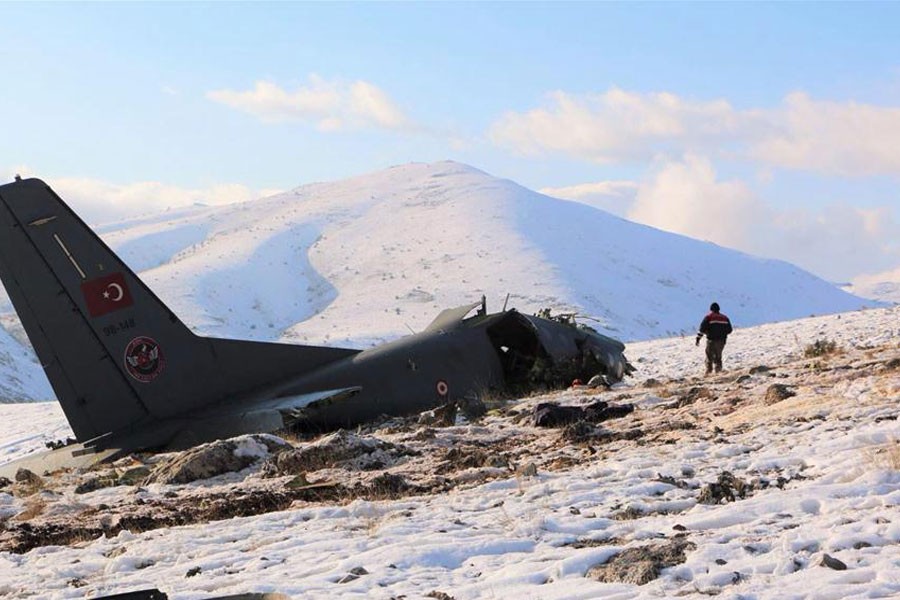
[628,155,765,249]
[539,180,639,214]
[5,166,281,224]
[491,88,900,177]
[490,88,753,163]
[751,92,900,176]
[207,75,412,132]
[601,155,900,282]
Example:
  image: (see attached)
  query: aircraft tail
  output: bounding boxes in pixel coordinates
[0,178,356,446]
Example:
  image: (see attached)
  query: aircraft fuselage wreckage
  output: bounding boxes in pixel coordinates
[0,178,633,475]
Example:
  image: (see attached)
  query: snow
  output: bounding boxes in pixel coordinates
[0,161,881,401]
[0,304,897,599]
[0,161,897,597]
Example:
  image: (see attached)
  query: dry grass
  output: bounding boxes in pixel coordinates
[12,497,47,521]
[867,439,900,471]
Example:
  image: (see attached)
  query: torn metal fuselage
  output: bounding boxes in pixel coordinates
[280,302,635,431]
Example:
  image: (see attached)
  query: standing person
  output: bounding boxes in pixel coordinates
[696,302,733,374]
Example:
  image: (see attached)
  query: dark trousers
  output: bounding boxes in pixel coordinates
[706,339,726,373]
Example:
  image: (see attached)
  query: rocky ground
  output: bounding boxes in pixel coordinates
[0,308,899,598]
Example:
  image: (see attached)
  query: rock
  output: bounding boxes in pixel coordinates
[425,592,455,600]
[643,378,661,388]
[749,365,770,374]
[765,384,796,405]
[147,435,287,484]
[586,539,696,585]
[561,420,596,442]
[14,468,42,486]
[437,446,510,474]
[338,566,369,583]
[74,475,118,495]
[261,431,412,477]
[118,466,152,486]
[186,566,202,577]
[820,553,847,570]
[0,477,11,489]
[698,471,751,504]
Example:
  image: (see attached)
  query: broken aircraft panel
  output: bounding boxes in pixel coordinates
[0,177,632,477]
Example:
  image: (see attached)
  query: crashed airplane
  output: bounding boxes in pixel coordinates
[0,177,633,475]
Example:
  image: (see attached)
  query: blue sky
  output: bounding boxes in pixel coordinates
[2,2,899,284]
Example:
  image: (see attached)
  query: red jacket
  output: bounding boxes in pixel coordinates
[699,311,733,341]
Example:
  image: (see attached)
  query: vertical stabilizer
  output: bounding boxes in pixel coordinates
[0,178,356,445]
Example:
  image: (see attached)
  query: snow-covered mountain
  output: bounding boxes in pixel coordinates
[0,161,879,401]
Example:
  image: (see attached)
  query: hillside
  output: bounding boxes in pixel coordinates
[0,161,877,401]
[0,305,897,598]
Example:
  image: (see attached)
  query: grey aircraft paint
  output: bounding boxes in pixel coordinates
[0,178,632,476]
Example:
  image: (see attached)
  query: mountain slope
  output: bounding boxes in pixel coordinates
[0,161,878,400]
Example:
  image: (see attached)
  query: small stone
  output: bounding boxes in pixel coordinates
[765,384,796,405]
[715,558,727,565]
[185,566,202,578]
[672,524,687,531]
[820,554,847,570]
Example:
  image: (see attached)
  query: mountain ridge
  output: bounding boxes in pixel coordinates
[0,161,879,401]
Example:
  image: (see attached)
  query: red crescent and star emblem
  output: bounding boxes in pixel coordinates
[81,272,134,317]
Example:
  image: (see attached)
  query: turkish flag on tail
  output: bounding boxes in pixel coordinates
[81,272,134,317]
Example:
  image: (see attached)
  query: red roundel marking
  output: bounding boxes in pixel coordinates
[436,379,449,397]
[124,336,166,383]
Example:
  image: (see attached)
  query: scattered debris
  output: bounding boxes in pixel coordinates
[532,401,634,427]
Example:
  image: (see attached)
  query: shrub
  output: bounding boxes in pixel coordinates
[804,338,838,358]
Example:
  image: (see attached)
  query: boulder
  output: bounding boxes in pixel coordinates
[261,430,413,477]
[147,435,290,484]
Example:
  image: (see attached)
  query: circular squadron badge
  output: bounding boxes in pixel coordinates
[124,336,166,382]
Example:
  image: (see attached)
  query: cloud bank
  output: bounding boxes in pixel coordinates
[491,88,900,177]
[207,75,412,132]
[545,156,900,283]
[4,166,280,224]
